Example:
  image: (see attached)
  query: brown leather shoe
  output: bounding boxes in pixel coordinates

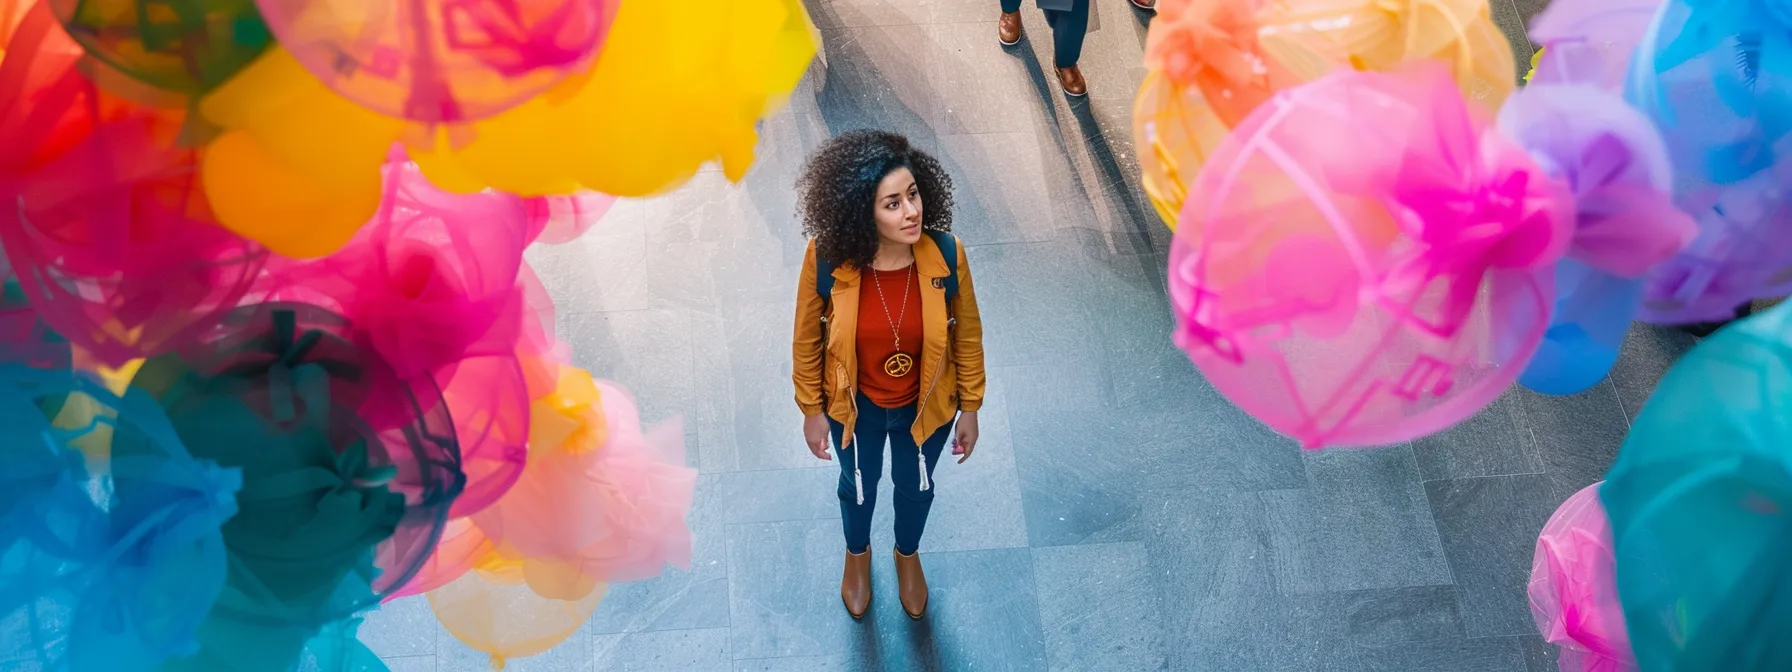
[998,11,1022,46]
[1057,66,1087,98]
[893,547,928,619]
[841,549,871,619]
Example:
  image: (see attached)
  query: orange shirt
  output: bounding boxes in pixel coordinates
[856,265,924,409]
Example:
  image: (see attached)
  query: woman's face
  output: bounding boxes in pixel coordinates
[872,166,923,247]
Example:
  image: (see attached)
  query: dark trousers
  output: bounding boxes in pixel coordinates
[830,393,952,555]
[1000,0,1090,68]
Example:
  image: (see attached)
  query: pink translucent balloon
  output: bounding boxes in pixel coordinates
[1529,482,1637,672]
[472,376,696,589]
[269,159,534,378]
[525,192,616,245]
[255,0,621,123]
[1168,66,1572,449]
[0,7,267,366]
[389,517,490,599]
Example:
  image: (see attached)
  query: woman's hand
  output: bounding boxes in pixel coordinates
[804,414,832,461]
[952,411,979,463]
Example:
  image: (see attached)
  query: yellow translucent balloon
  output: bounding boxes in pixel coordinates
[1261,0,1515,110]
[198,48,404,258]
[409,0,817,197]
[428,546,607,671]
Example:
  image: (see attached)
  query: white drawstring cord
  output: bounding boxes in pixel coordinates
[917,448,930,492]
[852,441,865,505]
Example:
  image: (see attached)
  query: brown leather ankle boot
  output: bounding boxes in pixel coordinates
[841,549,871,619]
[893,547,928,619]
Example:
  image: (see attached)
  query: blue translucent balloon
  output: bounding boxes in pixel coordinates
[1626,0,1792,323]
[0,365,241,672]
[1520,259,1638,394]
[1602,299,1792,671]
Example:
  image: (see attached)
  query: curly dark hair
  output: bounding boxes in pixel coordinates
[796,130,954,269]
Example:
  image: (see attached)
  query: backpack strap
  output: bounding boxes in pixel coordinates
[816,256,838,317]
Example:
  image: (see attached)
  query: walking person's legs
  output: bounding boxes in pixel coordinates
[1043,0,1090,96]
[998,0,1024,45]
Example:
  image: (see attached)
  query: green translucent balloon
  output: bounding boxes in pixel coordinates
[51,0,272,95]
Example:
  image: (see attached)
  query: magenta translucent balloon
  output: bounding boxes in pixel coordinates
[268,160,535,381]
[1529,482,1636,672]
[1167,66,1572,449]
[1528,0,1663,90]
[255,0,621,123]
[260,159,541,517]
[437,352,529,519]
[0,11,267,366]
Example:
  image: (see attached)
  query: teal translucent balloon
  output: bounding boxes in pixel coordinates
[1602,300,1792,671]
[133,303,462,670]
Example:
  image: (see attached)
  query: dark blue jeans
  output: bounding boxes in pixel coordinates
[999,0,1090,67]
[830,393,952,555]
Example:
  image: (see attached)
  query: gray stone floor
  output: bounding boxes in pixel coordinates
[358,0,1702,669]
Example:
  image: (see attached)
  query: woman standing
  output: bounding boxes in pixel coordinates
[791,131,986,620]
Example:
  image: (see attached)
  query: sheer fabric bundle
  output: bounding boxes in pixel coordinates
[1498,84,1695,395]
[1168,65,1570,448]
[1134,0,1329,229]
[1529,482,1636,672]
[256,0,620,123]
[1628,0,1792,323]
[129,303,463,670]
[46,0,271,96]
[0,5,268,366]
[470,371,696,596]
[407,0,817,197]
[1527,0,1663,91]
[260,159,557,519]
[426,546,608,671]
[1,365,242,671]
[197,49,404,259]
[1259,0,1516,109]
[1602,300,1792,671]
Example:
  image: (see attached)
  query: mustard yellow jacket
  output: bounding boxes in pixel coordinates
[792,233,985,448]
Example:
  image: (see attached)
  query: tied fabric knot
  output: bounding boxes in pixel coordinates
[225,309,364,423]
[1381,137,1572,334]
[1145,0,1282,125]
[1499,84,1699,278]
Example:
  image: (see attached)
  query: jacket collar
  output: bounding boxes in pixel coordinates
[829,233,950,285]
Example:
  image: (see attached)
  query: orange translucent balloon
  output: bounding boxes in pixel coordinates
[1134,0,1330,230]
[198,48,404,258]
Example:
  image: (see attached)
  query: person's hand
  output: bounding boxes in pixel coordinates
[804,414,832,461]
[952,411,979,464]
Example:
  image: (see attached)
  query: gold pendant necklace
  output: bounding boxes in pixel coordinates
[872,261,916,378]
